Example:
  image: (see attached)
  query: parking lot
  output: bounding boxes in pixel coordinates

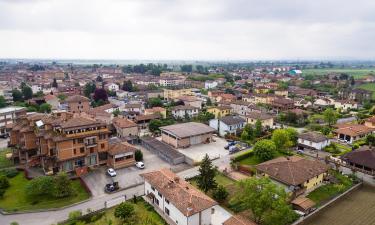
[178,137,229,163]
[83,145,172,197]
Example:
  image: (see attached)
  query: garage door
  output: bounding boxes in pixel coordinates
[190,135,201,145]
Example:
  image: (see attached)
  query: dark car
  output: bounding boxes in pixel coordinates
[105,181,119,193]
[224,141,237,150]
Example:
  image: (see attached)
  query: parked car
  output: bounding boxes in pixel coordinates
[105,181,119,193]
[135,161,145,169]
[224,141,237,150]
[294,210,305,217]
[229,145,239,154]
[297,149,304,154]
[107,168,117,177]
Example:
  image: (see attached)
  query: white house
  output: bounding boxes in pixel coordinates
[209,115,246,137]
[297,131,330,151]
[333,100,358,112]
[171,105,199,119]
[141,168,217,225]
[107,83,119,92]
[204,81,218,89]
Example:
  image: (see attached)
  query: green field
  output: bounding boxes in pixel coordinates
[0,148,13,169]
[358,83,375,99]
[303,68,375,79]
[0,173,90,212]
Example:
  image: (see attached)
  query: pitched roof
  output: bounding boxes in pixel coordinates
[334,124,374,137]
[160,122,215,138]
[66,95,90,103]
[223,215,257,225]
[246,112,273,120]
[298,132,328,143]
[61,116,102,129]
[256,156,329,186]
[108,142,137,156]
[220,115,246,125]
[141,168,217,216]
[342,146,375,170]
[113,118,137,128]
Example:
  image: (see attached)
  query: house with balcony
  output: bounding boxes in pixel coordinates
[207,105,232,119]
[141,168,217,225]
[209,115,246,137]
[171,105,199,119]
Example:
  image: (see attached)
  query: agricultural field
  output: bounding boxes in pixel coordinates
[303,184,375,225]
[302,68,375,79]
[358,83,375,99]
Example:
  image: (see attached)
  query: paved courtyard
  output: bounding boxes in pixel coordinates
[178,137,229,163]
[83,145,172,197]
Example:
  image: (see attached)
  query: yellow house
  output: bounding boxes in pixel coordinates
[246,112,274,128]
[207,106,232,119]
[144,107,167,119]
[275,90,288,97]
[163,88,193,100]
[256,156,328,194]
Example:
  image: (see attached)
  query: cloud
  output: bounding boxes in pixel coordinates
[0,0,374,60]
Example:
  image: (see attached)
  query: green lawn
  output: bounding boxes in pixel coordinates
[358,83,375,99]
[307,171,353,206]
[238,151,288,166]
[302,68,375,79]
[0,148,13,169]
[81,198,167,225]
[0,173,90,212]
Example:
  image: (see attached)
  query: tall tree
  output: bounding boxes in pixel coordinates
[12,89,23,102]
[122,80,134,92]
[51,78,58,88]
[84,82,96,98]
[93,88,108,102]
[21,85,33,100]
[253,140,276,162]
[197,154,217,193]
[254,119,263,137]
[230,177,298,225]
[272,129,293,150]
[0,96,7,108]
[323,108,338,127]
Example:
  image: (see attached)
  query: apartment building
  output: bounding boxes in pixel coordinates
[10,112,110,174]
[0,106,27,137]
[66,95,91,113]
[163,88,193,100]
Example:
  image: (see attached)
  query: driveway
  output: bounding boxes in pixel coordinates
[178,137,229,163]
[83,145,171,197]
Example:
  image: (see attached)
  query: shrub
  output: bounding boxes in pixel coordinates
[10,222,19,225]
[69,210,82,220]
[232,150,253,162]
[134,150,143,162]
[52,172,73,198]
[0,175,10,189]
[1,168,19,178]
[212,185,229,203]
[253,140,277,162]
[0,188,5,198]
[114,202,135,221]
[25,176,54,197]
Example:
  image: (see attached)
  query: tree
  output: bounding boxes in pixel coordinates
[39,103,52,113]
[0,176,9,189]
[285,128,298,146]
[243,124,255,141]
[84,82,96,98]
[25,176,54,196]
[253,140,276,162]
[96,75,103,82]
[122,80,134,92]
[230,177,297,225]
[114,202,135,222]
[197,154,217,193]
[135,150,143,161]
[52,78,58,88]
[52,172,73,198]
[21,85,33,100]
[12,89,23,102]
[197,112,215,123]
[112,109,120,117]
[272,129,293,150]
[254,119,262,137]
[181,65,193,73]
[241,130,250,141]
[206,98,212,106]
[323,108,338,127]
[93,88,108,102]
[212,185,229,203]
[58,94,67,101]
[147,98,163,108]
[0,96,7,108]
[366,134,375,146]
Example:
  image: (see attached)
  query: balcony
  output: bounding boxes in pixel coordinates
[84,141,97,147]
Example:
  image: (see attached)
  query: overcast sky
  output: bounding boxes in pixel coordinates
[0,0,374,60]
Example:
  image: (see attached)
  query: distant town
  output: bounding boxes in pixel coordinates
[0,60,374,225]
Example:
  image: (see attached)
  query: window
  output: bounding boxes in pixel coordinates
[151,186,155,191]
[155,199,159,205]
[78,138,84,143]
[165,207,170,216]
[90,148,94,153]
[211,208,215,214]
[158,192,162,198]
[101,143,105,149]
[73,139,76,144]
[73,149,76,154]
[165,199,169,204]
[80,147,85,153]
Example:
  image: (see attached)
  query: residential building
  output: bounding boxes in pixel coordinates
[159,77,185,87]
[206,106,232,119]
[144,107,167,119]
[178,96,203,109]
[246,112,274,128]
[270,97,294,112]
[44,94,60,110]
[160,122,215,148]
[364,116,375,128]
[66,95,90,113]
[334,124,375,144]
[341,145,375,175]
[124,103,144,113]
[164,88,193,100]
[107,141,137,169]
[0,106,27,137]
[209,115,246,137]
[106,83,120,92]
[171,105,199,119]
[256,156,329,196]
[297,132,330,151]
[204,81,218,89]
[141,168,217,225]
[113,117,139,138]
[333,100,358,112]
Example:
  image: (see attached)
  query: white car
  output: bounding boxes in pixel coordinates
[107,168,117,177]
[135,161,145,169]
